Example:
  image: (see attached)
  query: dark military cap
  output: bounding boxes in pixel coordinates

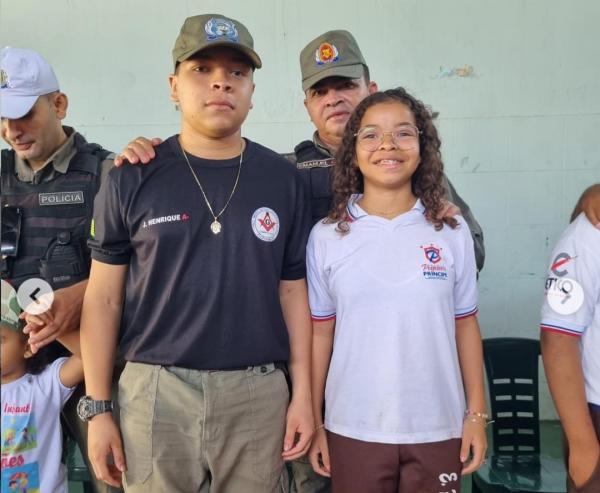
[172,14,262,69]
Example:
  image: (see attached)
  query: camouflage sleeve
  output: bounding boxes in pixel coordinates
[442,174,485,272]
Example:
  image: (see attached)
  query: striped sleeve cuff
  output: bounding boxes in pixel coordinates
[455,306,478,320]
[311,312,336,322]
[540,323,582,338]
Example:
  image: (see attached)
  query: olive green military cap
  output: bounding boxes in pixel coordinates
[300,30,367,91]
[172,14,262,69]
[1,280,23,332]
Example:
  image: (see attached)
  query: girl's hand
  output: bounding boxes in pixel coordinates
[460,417,488,475]
[308,427,331,477]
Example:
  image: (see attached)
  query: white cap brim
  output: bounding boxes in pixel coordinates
[0,93,39,119]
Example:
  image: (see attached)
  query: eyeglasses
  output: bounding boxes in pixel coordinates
[354,124,421,151]
[1,206,22,258]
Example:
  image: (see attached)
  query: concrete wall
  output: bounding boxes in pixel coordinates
[2,0,599,419]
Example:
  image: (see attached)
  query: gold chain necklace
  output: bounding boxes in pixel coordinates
[179,139,243,235]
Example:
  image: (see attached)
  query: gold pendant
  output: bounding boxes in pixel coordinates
[211,220,222,235]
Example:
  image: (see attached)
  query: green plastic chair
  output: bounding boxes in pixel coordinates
[66,437,95,493]
[472,338,566,493]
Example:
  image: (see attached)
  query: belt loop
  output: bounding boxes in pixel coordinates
[252,362,276,375]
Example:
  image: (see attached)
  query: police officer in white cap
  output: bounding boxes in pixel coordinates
[1,46,117,493]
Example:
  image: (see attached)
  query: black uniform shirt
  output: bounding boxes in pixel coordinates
[89,136,311,370]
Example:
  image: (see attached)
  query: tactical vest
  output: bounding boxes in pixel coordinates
[294,140,335,225]
[1,133,109,289]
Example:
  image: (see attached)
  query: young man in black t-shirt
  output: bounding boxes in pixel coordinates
[79,14,314,492]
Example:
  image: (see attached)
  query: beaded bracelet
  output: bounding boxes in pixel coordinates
[465,409,489,420]
[464,409,491,427]
[315,423,325,432]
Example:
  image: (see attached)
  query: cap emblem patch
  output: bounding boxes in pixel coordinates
[205,18,239,43]
[315,42,339,65]
[0,69,9,89]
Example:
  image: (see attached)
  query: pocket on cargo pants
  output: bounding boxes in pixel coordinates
[118,362,159,485]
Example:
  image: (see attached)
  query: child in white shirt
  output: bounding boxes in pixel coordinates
[307,88,487,493]
[1,280,84,493]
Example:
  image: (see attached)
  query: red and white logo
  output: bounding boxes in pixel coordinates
[315,42,339,65]
[421,244,442,264]
[251,207,280,242]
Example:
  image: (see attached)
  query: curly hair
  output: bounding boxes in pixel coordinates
[25,345,51,375]
[328,87,458,234]
[3,327,51,375]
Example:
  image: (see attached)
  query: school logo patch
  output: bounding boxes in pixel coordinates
[315,43,339,65]
[420,244,448,280]
[251,207,280,242]
[422,244,442,264]
[205,18,239,42]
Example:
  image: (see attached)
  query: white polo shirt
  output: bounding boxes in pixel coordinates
[540,213,600,407]
[307,195,478,444]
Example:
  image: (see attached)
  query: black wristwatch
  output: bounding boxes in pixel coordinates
[77,395,113,422]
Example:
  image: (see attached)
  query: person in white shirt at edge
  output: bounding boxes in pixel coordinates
[541,184,600,493]
[305,87,487,493]
[1,282,84,493]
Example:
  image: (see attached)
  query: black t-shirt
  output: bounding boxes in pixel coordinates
[89,136,311,370]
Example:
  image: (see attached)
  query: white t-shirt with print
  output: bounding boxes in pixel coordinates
[1,357,75,493]
[307,196,478,444]
[540,213,600,406]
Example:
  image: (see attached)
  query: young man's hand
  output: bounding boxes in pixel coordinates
[308,428,331,477]
[88,413,127,487]
[114,137,162,166]
[282,396,315,461]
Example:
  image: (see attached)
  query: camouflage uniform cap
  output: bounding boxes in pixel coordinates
[300,30,368,91]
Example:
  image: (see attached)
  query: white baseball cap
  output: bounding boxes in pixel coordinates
[0,47,60,119]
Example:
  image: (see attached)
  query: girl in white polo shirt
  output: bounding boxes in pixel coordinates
[307,87,487,493]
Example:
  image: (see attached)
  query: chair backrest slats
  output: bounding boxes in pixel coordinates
[483,337,541,455]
